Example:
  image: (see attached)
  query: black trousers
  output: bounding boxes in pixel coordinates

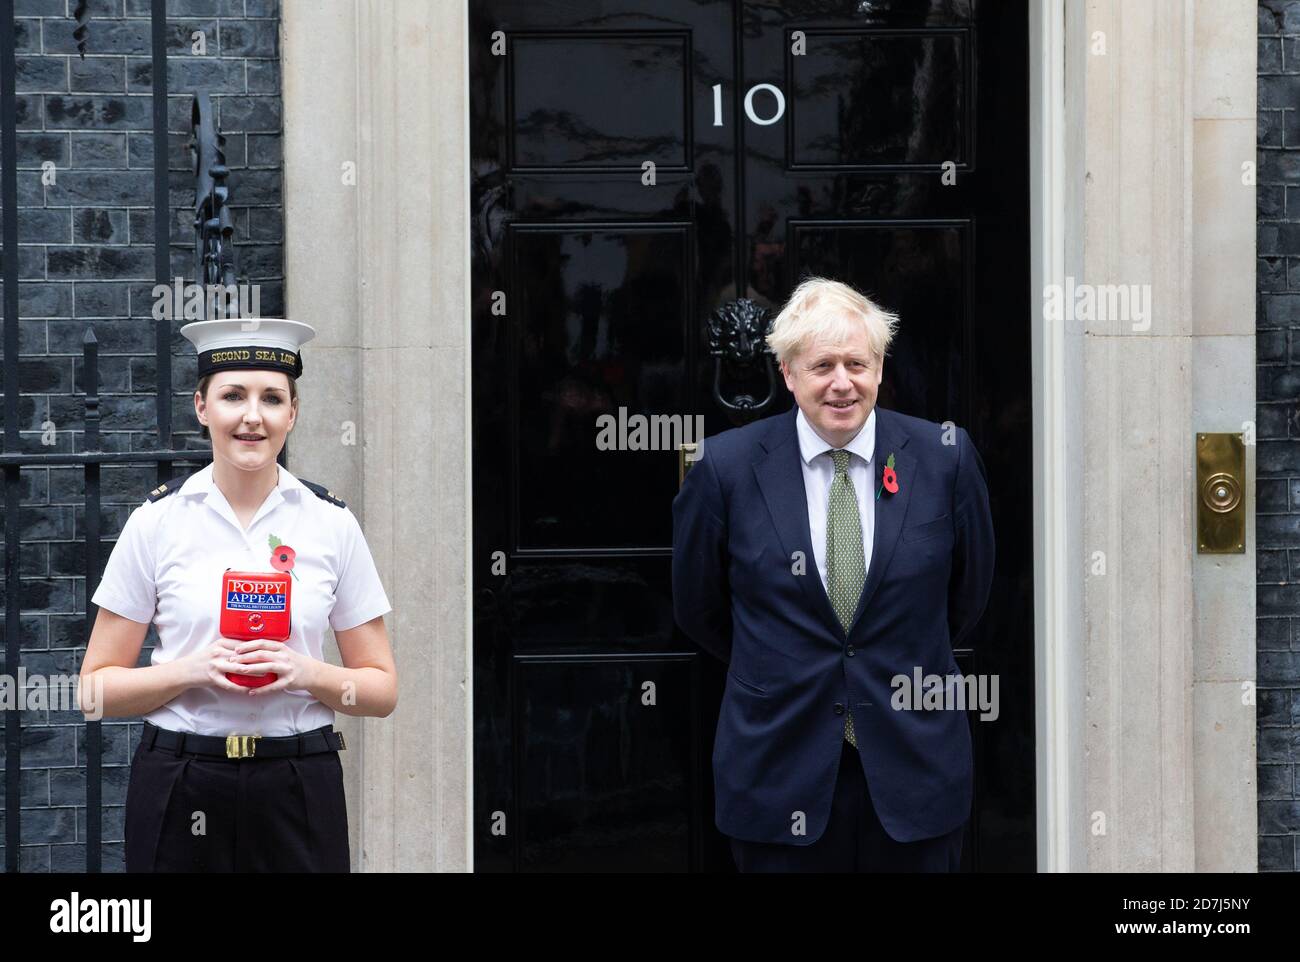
[729,739,965,872]
[124,725,350,873]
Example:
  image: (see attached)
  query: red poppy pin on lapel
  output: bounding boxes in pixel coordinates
[268,534,301,582]
[876,453,899,501]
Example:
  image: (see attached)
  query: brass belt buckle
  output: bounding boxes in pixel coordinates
[226,734,260,759]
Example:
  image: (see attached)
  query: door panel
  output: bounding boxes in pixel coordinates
[515,656,697,871]
[509,34,693,171]
[511,225,690,551]
[787,30,970,169]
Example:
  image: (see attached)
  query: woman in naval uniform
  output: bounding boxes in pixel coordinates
[80,317,398,872]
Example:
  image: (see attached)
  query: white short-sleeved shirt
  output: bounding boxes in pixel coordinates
[91,463,392,736]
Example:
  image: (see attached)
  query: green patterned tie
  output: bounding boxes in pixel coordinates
[827,449,866,746]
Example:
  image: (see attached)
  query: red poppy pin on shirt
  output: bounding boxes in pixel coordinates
[268,534,300,581]
[876,453,899,501]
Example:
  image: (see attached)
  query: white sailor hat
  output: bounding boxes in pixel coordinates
[180,317,317,380]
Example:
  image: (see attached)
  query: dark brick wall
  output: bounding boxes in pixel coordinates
[1259,0,1300,874]
[0,0,282,871]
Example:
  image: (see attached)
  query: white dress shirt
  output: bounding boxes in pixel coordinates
[795,405,876,593]
[92,463,392,736]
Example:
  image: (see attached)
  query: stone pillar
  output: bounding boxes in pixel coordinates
[1074,0,1256,871]
[281,0,471,872]
[1189,0,1257,872]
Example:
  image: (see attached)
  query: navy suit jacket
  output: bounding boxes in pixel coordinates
[671,405,995,845]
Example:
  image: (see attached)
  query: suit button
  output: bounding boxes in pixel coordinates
[846,645,855,657]
[833,703,845,715]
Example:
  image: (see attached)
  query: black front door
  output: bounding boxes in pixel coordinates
[470,0,1032,872]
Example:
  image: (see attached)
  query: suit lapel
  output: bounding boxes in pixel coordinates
[754,405,915,641]
[848,406,914,637]
[753,408,843,639]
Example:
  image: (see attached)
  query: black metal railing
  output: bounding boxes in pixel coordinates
[1,0,251,872]
[1,0,20,878]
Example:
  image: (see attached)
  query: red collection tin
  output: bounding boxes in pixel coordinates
[219,570,292,689]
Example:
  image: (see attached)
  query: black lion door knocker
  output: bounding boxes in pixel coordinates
[707,298,779,422]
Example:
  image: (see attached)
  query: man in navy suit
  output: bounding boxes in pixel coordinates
[672,277,995,872]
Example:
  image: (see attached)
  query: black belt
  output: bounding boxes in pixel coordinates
[141,721,347,760]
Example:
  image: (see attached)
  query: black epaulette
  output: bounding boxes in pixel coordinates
[146,470,200,502]
[300,479,346,508]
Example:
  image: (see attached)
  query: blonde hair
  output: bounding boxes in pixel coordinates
[765,277,899,366]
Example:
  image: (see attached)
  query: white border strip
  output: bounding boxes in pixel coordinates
[463,0,476,872]
[1029,0,1073,873]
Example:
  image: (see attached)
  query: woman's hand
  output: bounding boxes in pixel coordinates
[182,637,263,693]
[227,640,320,696]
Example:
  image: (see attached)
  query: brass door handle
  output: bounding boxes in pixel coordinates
[679,443,699,489]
